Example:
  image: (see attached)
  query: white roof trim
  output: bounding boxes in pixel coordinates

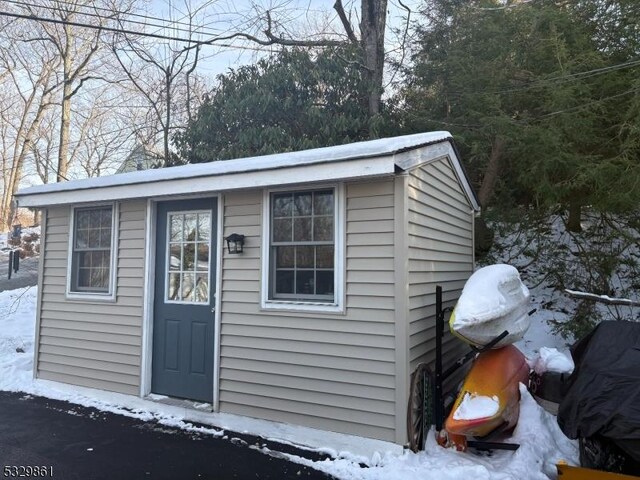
[393,142,480,211]
[16,131,479,210]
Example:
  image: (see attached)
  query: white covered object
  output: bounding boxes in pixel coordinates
[450,264,531,348]
[533,347,574,375]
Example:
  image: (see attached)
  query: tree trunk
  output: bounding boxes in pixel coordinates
[164,70,171,166]
[478,136,505,207]
[567,201,582,232]
[57,79,72,182]
[57,25,73,183]
[1,155,25,230]
[360,0,387,133]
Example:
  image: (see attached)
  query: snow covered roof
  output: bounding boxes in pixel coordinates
[16,132,480,209]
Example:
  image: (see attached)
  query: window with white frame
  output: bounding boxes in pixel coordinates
[70,205,115,294]
[269,189,336,303]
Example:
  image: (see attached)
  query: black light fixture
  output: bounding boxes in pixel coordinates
[224,233,245,254]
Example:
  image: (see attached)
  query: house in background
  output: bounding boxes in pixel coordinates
[115,144,162,174]
[15,132,479,446]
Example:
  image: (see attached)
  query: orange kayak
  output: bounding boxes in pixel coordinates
[445,345,529,438]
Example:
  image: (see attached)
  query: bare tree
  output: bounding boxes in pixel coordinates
[16,0,134,182]
[72,92,135,177]
[32,111,58,185]
[0,28,59,230]
[112,0,206,164]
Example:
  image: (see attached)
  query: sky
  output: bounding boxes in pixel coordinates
[146,0,419,79]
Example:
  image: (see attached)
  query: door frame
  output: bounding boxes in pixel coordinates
[140,193,224,411]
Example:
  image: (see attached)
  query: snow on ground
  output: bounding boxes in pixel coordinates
[0,284,579,479]
[288,386,577,480]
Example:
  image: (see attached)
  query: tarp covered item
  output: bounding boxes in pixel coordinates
[557,321,640,464]
[450,264,531,348]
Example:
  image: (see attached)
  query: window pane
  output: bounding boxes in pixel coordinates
[100,228,111,248]
[195,274,209,303]
[275,270,294,294]
[168,273,180,300]
[75,229,88,249]
[197,214,210,241]
[183,243,195,271]
[77,211,90,229]
[184,214,197,241]
[196,244,209,271]
[314,191,333,215]
[170,215,183,241]
[294,193,312,216]
[169,244,181,271]
[99,208,112,228]
[296,246,314,268]
[87,210,98,229]
[181,273,195,302]
[91,268,109,289]
[294,217,312,242]
[78,268,91,287]
[276,246,294,268]
[273,218,292,242]
[273,194,293,218]
[316,246,334,268]
[316,271,334,295]
[91,251,104,268]
[77,251,90,268]
[296,270,314,295]
[88,228,100,248]
[313,216,333,241]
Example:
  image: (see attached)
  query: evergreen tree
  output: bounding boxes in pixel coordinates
[175,47,380,163]
[399,0,640,228]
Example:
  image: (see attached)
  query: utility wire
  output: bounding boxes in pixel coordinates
[1,0,229,36]
[0,9,212,44]
[0,9,282,53]
[1,0,227,39]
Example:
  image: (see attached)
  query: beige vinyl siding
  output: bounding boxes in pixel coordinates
[407,158,474,374]
[36,201,146,395]
[219,180,397,442]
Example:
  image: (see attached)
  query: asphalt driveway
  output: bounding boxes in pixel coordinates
[0,392,336,479]
[0,255,39,291]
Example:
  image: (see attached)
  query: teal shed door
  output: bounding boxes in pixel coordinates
[152,198,217,402]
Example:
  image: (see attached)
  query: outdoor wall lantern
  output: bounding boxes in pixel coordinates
[224,233,245,254]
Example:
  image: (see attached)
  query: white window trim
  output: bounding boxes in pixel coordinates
[66,202,119,302]
[261,184,345,313]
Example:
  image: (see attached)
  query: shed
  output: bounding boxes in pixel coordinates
[15,132,480,446]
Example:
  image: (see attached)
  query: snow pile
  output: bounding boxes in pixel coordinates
[287,386,578,480]
[532,348,574,375]
[0,287,38,390]
[453,393,500,421]
[451,264,531,348]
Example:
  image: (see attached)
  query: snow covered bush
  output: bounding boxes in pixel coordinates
[479,209,640,341]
